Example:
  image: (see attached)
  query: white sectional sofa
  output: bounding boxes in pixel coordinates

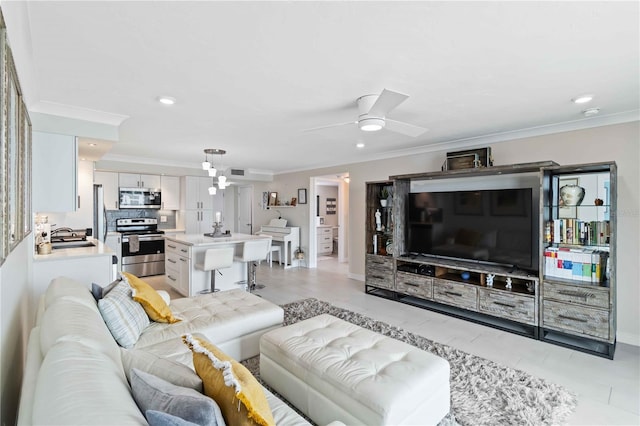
[16,276,317,425]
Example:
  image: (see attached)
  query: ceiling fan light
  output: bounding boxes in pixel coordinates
[359,117,385,132]
[208,186,217,195]
[201,161,210,170]
[208,167,217,177]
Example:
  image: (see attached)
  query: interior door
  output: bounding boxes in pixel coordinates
[237,186,253,234]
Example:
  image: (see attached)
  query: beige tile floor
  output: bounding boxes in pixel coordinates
[147,258,640,425]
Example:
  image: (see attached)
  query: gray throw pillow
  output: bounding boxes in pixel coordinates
[146,410,200,426]
[91,278,121,301]
[130,369,225,426]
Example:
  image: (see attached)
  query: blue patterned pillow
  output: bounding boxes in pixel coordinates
[98,280,149,348]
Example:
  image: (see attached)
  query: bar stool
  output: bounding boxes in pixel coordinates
[235,237,271,291]
[196,247,234,294]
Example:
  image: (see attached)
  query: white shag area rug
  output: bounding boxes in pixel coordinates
[242,298,577,426]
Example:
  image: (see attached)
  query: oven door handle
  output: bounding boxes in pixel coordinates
[122,235,165,242]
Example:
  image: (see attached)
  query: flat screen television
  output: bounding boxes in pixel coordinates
[406,188,537,272]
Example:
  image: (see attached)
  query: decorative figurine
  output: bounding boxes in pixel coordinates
[375,209,382,231]
[486,273,495,287]
[505,277,512,289]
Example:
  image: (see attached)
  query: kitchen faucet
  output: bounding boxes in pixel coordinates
[51,227,75,236]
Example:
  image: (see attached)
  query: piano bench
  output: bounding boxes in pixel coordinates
[267,245,281,267]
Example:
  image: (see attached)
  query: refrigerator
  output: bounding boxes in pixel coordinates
[93,184,107,242]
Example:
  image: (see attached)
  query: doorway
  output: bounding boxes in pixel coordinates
[237,185,253,234]
[308,173,349,270]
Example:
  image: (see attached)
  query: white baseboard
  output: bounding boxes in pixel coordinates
[348,273,365,282]
[617,331,640,347]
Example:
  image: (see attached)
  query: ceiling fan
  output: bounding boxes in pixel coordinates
[305,88,428,137]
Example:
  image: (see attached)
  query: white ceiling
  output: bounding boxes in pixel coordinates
[4,1,639,174]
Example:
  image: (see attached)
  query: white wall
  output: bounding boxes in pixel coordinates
[317,185,339,226]
[267,121,639,346]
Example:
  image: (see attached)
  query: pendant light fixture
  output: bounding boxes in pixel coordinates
[202,149,227,193]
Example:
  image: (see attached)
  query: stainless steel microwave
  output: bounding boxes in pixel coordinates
[119,188,162,209]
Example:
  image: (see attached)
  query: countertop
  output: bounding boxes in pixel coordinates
[164,233,269,247]
[34,238,114,262]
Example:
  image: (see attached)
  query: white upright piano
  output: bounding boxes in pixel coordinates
[257,219,300,269]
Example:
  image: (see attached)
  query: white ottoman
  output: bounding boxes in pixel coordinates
[260,314,450,426]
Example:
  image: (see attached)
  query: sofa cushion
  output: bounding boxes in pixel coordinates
[40,297,122,362]
[32,339,145,425]
[121,347,203,392]
[44,276,98,311]
[135,289,283,349]
[122,272,180,324]
[183,334,275,426]
[99,280,150,348]
[146,410,201,426]
[131,368,225,426]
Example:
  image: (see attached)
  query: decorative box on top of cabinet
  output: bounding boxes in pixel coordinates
[539,162,616,359]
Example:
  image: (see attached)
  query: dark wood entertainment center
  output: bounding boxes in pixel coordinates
[365,161,617,358]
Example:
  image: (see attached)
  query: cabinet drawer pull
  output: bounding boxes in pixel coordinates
[371,275,386,280]
[404,282,420,287]
[445,291,463,297]
[493,301,516,308]
[167,259,177,264]
[180,258,187,262]
[558,290,594,301]
[558,314,588,323]
[180,248,188,253]
[167,275,177,281]
[168,244,177,249]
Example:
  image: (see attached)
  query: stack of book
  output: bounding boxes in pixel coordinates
[543,247,608,283]
[549,219,610,246]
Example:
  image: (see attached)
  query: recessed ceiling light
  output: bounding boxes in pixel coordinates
[157,96,176,105]
[356,142,365,148]
[572,94,594,104]
[583,107,600,117]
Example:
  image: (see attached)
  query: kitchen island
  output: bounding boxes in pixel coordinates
[164,233,271,296]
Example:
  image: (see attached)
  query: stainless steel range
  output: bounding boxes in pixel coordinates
[117,218,165,277]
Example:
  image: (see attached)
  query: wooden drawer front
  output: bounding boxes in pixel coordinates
[479,289,536,325]
[366,270,394,290]
[544,282,609,309]
[318,242,332,254]
[366,254,393,270]
[433,280,477,311]
[396,272,432,299]
[543,300,609,340]
[166,241,191,258]
[319,234,333,243]
[318,227,332,235]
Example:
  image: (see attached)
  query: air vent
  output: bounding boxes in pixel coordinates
[230,169,245,176]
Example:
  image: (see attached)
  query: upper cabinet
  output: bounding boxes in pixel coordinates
[32,132,78,212]
[161,175,180,210]
[119,173,161,189]
[181,176,213,211]
[94,171,119,210]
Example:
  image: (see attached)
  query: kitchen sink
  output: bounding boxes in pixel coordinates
[51,241,96,249]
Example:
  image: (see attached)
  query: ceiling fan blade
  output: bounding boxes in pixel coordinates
[385,119,429,137]
[303,121,355,132]
[368,89,409,117]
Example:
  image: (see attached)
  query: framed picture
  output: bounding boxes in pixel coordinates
[298,188,307,204]
[558,178,578,219]
[290,197,297,206]
[454,191,483,215]
[268,192,278,206]
[490,189,526,216]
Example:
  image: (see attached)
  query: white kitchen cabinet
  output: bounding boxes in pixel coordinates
[183,210,215,234]
[181,176,214,210]
[165,240,191,296]
[119,173,161,189]
[33,132,78,212]
[94,171,120,210]
[105,233,122,271]
[161,175,180,210]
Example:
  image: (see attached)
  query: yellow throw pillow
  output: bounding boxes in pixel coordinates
[122,272,180,324]
[182,334,275,426]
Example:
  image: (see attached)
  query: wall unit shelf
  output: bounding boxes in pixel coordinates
[365,160,616,358]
